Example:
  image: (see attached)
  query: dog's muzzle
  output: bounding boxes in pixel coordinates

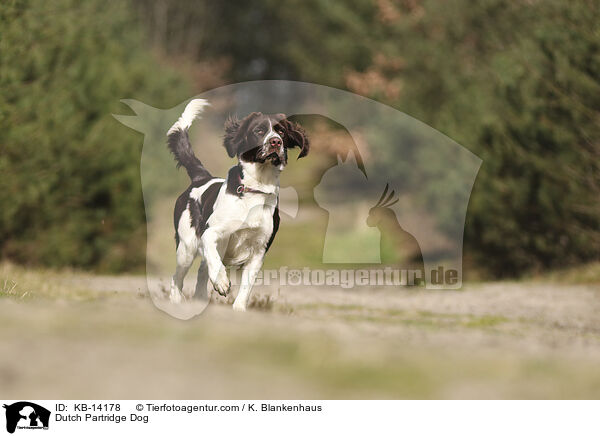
[259,134,285,164]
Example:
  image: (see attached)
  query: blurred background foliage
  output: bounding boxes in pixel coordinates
[0,0,598,277]
[0,0,191,271]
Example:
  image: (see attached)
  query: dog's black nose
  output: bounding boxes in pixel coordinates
[269,137,282,148]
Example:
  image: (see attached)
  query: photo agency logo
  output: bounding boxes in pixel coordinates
[114,81,481,318]
[3,402,50,433]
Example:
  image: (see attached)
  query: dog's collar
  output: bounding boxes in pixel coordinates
[236,175,273,196]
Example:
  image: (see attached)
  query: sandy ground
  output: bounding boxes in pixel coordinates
[0,266,599,399]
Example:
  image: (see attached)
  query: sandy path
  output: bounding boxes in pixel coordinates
[1,272,599,398]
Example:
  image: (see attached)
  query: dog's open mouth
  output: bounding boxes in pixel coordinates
[258,148,281,161]
[268,153,282,166]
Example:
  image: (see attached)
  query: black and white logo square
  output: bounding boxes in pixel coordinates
[3,402,50,434]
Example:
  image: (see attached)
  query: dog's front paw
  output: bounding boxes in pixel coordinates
[169,279,183,304]
[210,269,230,297]
[232,300,247,312]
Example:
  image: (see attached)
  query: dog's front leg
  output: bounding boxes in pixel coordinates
[233,250,265,312]
[201,228,230,297]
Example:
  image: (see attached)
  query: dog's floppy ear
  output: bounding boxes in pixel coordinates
[223,112,261,158]
[223,116,241,157]
[278,117,310,159]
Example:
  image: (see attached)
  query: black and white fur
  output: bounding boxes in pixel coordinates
[166,99,309,311]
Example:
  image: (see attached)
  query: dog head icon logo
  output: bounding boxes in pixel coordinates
[3,402,50,433]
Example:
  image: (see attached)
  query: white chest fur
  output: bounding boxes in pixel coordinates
[206,161,280,267]
[222,194,277,266]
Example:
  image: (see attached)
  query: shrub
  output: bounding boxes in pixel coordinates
[0,0,190,271]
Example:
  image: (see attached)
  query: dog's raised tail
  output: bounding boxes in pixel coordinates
[167,99,211,182]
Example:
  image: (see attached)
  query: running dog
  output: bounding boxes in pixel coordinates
[166,99,309,311]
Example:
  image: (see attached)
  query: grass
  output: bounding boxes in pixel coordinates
[0,278,29,300]
[529,261,600,285]
[0,262,136,301]
[287,302,510,330]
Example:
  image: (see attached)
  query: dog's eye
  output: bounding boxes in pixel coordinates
[256,129,264,135]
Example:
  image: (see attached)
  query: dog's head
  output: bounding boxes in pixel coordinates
[223,112,309,167]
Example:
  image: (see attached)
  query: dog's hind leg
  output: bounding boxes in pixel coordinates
[170,241,197,303]
[188,259,209,302]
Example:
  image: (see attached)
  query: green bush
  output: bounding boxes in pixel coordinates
[462,1,600,275]
[0,0,190,271]
[385,0,600,276]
